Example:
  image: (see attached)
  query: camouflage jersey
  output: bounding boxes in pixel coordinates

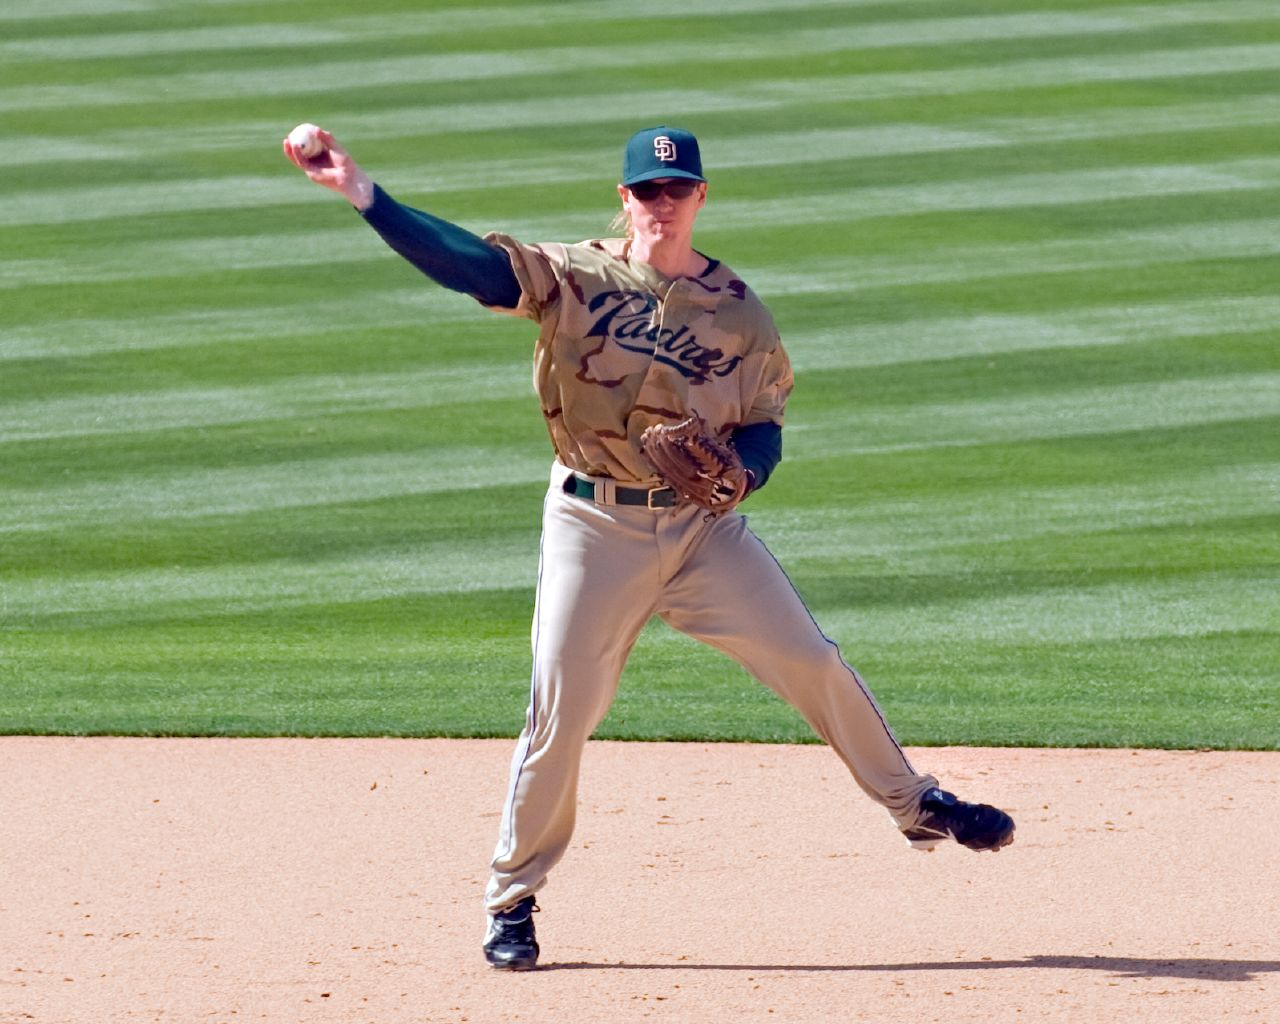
[484,234,794,486]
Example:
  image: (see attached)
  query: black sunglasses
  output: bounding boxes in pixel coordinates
[628,179,700,201]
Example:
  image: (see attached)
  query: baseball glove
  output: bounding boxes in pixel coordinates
[640,414,749,514]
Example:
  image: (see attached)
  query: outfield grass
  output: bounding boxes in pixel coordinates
[1,0,1277,747]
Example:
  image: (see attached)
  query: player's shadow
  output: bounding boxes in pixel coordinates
[544,956,1280,982]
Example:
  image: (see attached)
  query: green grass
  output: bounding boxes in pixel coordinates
[1,0,1277,747]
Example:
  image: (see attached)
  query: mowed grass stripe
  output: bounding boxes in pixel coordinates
[0,363,530,442]
[742,221,1280,299]
[809,574,1277,645]
[0,288,484,359]
[2,535,540,625]
[6,208,1278,318]
[4,0,1274,62]
[4,293,1274,410]
[12,91,1280,172]
[6,156,1279,230]
[0,2,930,56]
[4,347,1267,568]
[4,305,1270,445]
[7,33,1280,113]
[703,158,1280,231]
[0,0,925,30]
[0,0,256,20]
[758,462,1278,560]
[4,295,1273,411]
[787,297,1280,369]
[7,91,1279,195]
[0,447,553,531]
[7,96,1280,186]
[5,545,1269,644]
[5,447,1271,555]
[789,372,1279,454]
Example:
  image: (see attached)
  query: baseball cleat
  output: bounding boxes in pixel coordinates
[902,787,1015,852]
[483,896,540,970]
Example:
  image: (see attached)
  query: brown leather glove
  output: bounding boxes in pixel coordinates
[640,414,749,514]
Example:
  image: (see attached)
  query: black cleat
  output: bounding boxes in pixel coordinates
[483,896,540,971]
[903,787,1015,852]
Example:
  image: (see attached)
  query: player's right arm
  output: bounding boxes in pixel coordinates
[282,127,520,308]
[359,187,521,308]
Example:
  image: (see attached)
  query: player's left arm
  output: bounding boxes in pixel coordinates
[730,422,782,494]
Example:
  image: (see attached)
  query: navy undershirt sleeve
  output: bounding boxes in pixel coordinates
[731,421,783,493]
[359,184,522,308]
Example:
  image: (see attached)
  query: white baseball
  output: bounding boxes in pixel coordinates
[288,123,325,159]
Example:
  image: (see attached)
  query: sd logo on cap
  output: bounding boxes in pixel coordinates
[621,126,705,186]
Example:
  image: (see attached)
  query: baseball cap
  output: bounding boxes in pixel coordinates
[621,126,705,186]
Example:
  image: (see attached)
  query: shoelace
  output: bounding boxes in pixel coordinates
[493,902,538,931]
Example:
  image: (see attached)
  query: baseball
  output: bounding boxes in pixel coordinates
[288,123,325,159]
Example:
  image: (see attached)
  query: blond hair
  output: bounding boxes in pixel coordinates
[609,206,632,239]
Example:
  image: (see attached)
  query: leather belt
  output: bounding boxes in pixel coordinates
[564,474,677,509]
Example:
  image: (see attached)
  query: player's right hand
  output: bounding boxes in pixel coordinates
[282,127,375,211]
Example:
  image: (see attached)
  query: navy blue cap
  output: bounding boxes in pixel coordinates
[621,126,705,186]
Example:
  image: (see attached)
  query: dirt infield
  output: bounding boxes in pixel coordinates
[1,738,1276,1023]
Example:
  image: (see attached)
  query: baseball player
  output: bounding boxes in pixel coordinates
[284,124,1015,972]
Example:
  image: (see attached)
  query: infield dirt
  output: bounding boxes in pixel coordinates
[2,739,1276,1023]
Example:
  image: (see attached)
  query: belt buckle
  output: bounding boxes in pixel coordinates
[647,487,671,510]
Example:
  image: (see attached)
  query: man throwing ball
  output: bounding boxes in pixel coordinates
[284,123,1015,972]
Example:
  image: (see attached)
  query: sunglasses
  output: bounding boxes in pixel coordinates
[628,179,700,201]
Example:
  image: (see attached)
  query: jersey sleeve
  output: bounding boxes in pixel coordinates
[744,321,794,428]
[480,233,568,321]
